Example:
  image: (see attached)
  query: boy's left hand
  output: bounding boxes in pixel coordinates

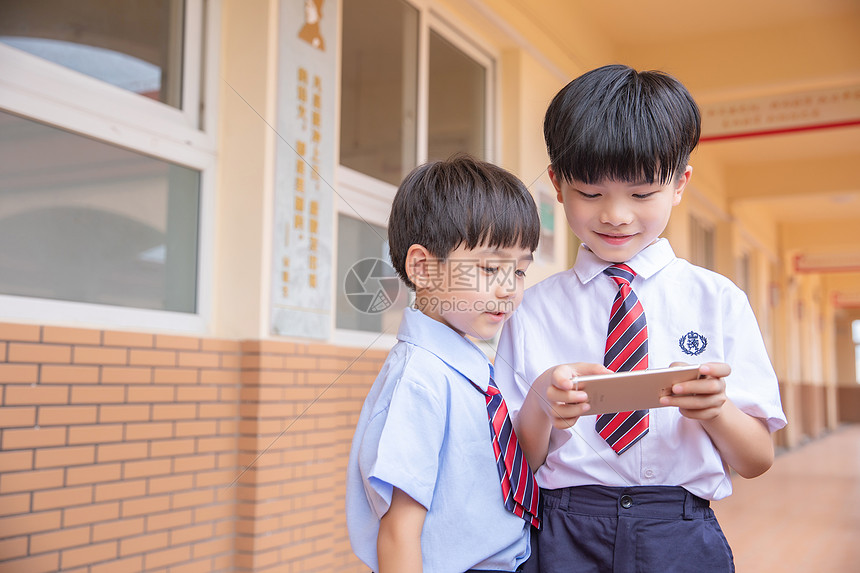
[658,362,730,421]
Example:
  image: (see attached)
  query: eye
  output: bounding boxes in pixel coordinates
[515,269,527,278]
[633,191,659,199]
[479,266,499,275]
[578,191,601,199]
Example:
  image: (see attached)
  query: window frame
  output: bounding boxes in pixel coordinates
[332,0,499,347]
[0,0,219,333]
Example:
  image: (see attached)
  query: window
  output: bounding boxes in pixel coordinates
[337,0,495,335]
[0,0,216,331]
[854,320,860,383]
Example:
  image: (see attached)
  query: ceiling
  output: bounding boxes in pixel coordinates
[502,0,860,253]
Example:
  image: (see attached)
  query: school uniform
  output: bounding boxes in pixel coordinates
[494,238,787,572]
[346,308,532,573]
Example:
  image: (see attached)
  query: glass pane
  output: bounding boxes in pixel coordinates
[0,110,199,312]
[336,214,409,333]
[0,0,184,108]
[340,0,418,185]
[428,31,486,161]
[853,320,860,344]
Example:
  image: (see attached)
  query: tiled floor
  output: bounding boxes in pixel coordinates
[712,424,860,572]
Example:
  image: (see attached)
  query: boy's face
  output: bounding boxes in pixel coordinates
[411,243,533,340]
[549,166,692,264]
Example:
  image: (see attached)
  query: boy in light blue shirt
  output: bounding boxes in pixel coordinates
[346,155,607,572]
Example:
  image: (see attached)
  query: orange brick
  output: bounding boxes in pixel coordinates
[66,463,122,486]
[0,322,41,342]
[176,385,219,402]
[34,446,96,470]
[241,339,297,354]
[100,366,153,384]
[70,385,125,404]
[97,442,148,463]
[4,384,69,405]
[0,535,28,560]
[198,403,237,420]
[123,458,171,479]
[0,406,36,428]
[32,485,93,511]
[0,468,64,494]
[201,338,239,352]
[30,524,91,553]
[127,385,174,402]
[0,450,32,472]
[60,540,117,569]
[153,367,198,384]
[7,342,71,364]
[155,334,201,350]
[145,544,191,569]
[0,552,60,573]
[146,508,193,532]
[129,349,176,367]
[2,426,66,449]
[0,510,61,536]
[220,353,241,368]
[171,489,214,509]
[125,422,173,441]
[39,365,100,384]
[99,404,151,423]
[0,492,31,517]
[167,557,215,573]
[63,501,119,527]
[73,345,128,365]
[94,478,147,502]
[173,453,215,473]
[150,438,195,457]
[152,403,197,420]
[41,326,101,345]
[0,363,39,383]
[90,555,143,573]
[175,420,217,437]
[38,405,98,426]
[200,369,239,384]
[147,474,193,495]
[91,516,145,542]
[102,330,153,348]
[119,530,169,556]
[67,423,123,445]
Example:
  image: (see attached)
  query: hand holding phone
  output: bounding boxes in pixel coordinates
[573,364,701,416]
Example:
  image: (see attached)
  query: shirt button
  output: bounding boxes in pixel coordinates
[644,469,655,479]
[620,495,633,509]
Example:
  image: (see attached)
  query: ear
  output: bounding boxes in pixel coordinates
[404,244,434,289]
[672,165,693,206]
[548,165,564,203]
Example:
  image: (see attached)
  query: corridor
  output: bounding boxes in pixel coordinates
[713,424,860,572]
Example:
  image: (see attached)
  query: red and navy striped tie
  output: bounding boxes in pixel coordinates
[471,377,541,529]
[595,264,649,454]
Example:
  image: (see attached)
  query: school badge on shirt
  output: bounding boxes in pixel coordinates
[679,331,708,356]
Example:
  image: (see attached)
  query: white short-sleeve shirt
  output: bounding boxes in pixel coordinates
[494,239,786,501]
[346,308,531,572]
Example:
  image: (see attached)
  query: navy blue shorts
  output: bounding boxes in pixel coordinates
[522,485,734,573]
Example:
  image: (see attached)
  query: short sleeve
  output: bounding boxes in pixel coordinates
[723,289,787,432]
[358,374,447,518]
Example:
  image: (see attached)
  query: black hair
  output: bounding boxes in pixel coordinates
[544,64,701,185]
[388,154,541,290]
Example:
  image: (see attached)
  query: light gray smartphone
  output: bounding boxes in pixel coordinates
[574,364,702,416]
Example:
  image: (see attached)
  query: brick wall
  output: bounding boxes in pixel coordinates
[0,322,384,572]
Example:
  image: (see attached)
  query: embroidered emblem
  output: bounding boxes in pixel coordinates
[679,331,708,356]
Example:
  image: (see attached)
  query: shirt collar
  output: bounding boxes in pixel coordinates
[396,307,493,391]
[573,237,676,285]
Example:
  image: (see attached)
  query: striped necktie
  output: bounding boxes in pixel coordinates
[470,376,541,529]
[595,263,650,454]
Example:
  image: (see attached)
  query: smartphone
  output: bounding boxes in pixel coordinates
[574,364,702,416]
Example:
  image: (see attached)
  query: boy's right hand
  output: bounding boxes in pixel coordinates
[536,363,611,429]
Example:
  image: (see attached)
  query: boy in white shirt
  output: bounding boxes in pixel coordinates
[494,65,786,572]
[346,155,608,572]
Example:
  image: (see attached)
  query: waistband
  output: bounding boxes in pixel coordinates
[542,485,711,521]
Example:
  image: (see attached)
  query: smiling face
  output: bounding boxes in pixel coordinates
[550,166,691,264]
[408,243,533,340]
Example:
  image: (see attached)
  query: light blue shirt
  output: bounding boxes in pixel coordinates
[495,238,787,500]
[346,308,531,572]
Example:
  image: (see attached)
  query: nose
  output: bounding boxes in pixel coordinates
[494,273,517,298]
[600,199,633,226]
